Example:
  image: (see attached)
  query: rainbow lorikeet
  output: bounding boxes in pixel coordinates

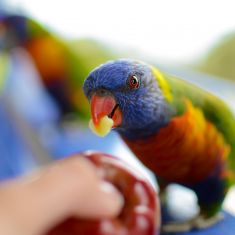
[0,14,115,119]
[83,59,235,231]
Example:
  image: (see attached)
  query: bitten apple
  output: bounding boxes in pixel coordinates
[46,151,160,235]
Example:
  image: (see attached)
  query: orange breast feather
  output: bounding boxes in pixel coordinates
[123,100,230,184]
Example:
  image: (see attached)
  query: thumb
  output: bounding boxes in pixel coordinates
[0,156,123,235]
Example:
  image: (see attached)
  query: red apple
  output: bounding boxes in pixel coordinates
[47,151,160,235]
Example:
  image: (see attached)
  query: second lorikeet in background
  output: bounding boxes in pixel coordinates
[0,14,117,120]
[83,59,235,232]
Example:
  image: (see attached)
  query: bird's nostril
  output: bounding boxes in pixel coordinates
[96,89,111,97]
[100,89,106,95]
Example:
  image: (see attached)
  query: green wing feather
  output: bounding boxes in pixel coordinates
[162,72,235,172]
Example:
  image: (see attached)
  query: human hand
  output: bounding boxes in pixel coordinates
[0,155,123,235]
[48,152,159,235]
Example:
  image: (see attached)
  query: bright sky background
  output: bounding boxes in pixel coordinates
[6,0,235,64]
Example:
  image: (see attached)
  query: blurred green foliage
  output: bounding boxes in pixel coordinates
[0,53,10,92]
[195,33,235,81]
[71,39,117,77]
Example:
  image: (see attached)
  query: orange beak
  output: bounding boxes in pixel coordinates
[90,94,122,128]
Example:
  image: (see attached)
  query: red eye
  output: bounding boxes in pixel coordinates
[129,75,140,89]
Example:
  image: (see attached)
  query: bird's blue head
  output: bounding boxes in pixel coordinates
[0,15,49,51]
[0,15,28,50]
[83,59,172,140]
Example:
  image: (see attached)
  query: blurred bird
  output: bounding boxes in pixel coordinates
[0,14,116,119]
[84,59,235,232]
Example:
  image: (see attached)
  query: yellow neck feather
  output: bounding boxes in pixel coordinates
[151,66,173,103]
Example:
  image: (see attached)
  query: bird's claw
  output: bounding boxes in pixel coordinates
[161,213,224,233]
